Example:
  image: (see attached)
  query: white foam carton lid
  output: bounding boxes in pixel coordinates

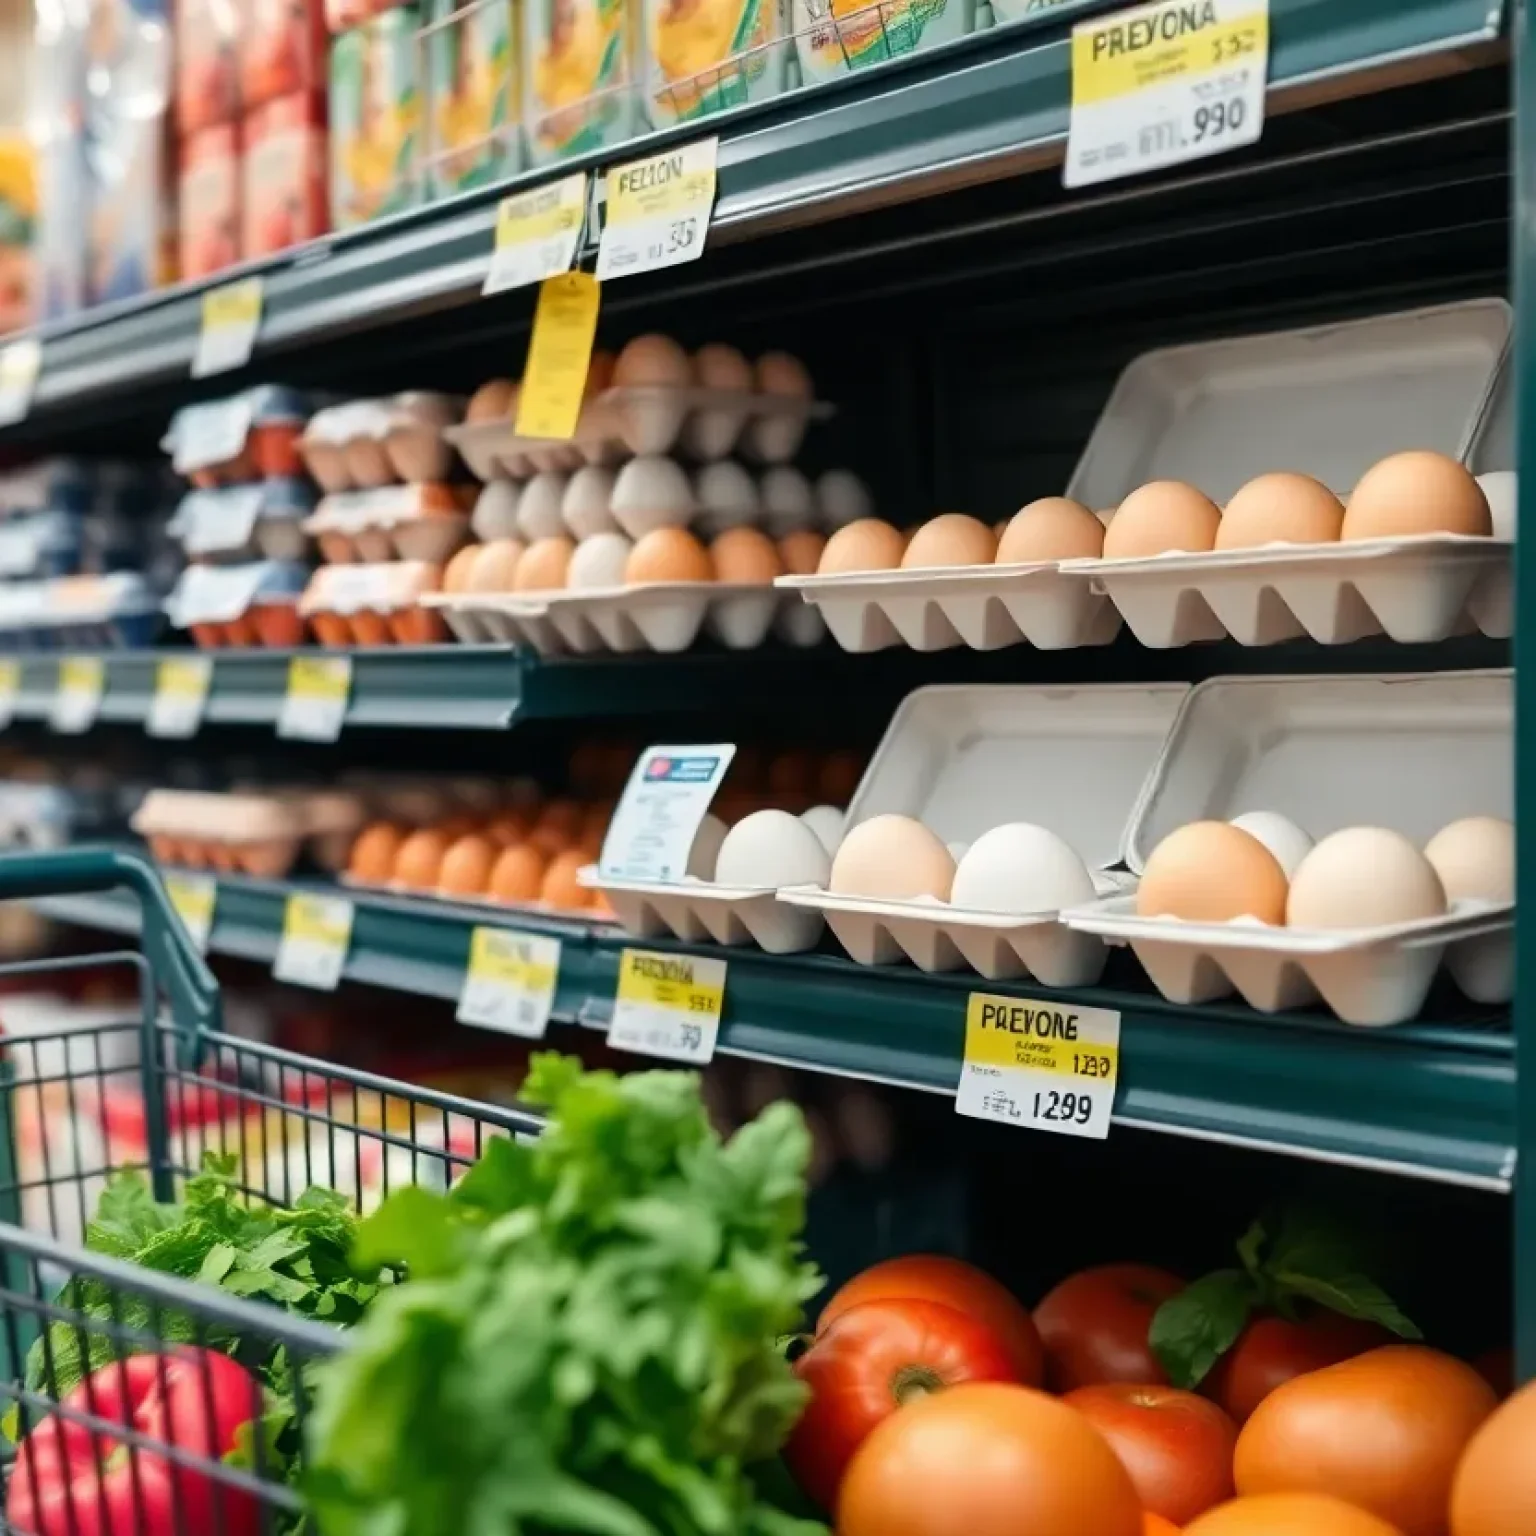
[1126,669,1512,874]
[844,683,1189,872]
[1066,299,1511,509]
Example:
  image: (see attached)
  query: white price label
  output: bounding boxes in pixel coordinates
[596,138,718,281]
[456,927,561,1038]
[483,174,589,296]
[273,893,355,990]
[171,398,254,476]
[0,339,42,427]
[0,658,21,728]
[277,655,352,742]
[165,872,218,953]
[607,948,726,1065]
[598,744,735,883]
[1064,0,1267,189]
[148,655,214,739]
[956,994,1121,1139]
[193,277,265,378]
[50,656,105,734]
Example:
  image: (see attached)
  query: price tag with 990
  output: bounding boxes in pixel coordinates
[483,173,589,296]
[148,655,214,739]
[457,927,562,1038]
[193,277,265,378]
[50,656,105,734]
[273,893,355,991]
[596,137,717,282]
[277,654,351,741]
[956,994,1121,1139]
[1064,0,1267,189]
[165,872,218,953]
[607,948,726,1065]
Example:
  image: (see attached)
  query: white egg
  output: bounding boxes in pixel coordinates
[760,467,817,536]
[686,814,728,881]
[1476,470,1516,540]
[1424,815,1514,903]
[799,804,846,855]
[1229,811,1314,880]
[516,471,569,541]
[817,470,874,530]
[471,481,521,542]
[561,466,618,540]
[694,461,761,538]
[610,455,697,541]
[951,823,1096,912]
[567,531,633,590]
[715,809,832,887]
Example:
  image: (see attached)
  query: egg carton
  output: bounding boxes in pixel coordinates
[304,485,472,565]
[0,573,166,649]
[133,789,365,879]
[298,395,466,492]
[1060,894,1511,1026]
[577,870,824,954]
[170,480,315,564]
[165,561,309,648]
[444,387,834,479]
[776,561,1120,653]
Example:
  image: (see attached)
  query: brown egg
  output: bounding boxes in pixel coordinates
[755,351,813,398]
[209,843,239,874]
[147,834,178,864]
[1136,821,1289,924]
[710,527,783,584]
[351,611,392,647]
[1341,451,1492,541]
[694,344,752,391]
[467,379,516,422]
[997,498,1106,563]
[190,622,225,649]
[541,848,594,910]
[489,843,548,904]
[486,812,531,846]
[443,545,481,593]
[1216,472,1345,549]
[614,334,693,388]
[779,530,826,575]
[312,612,352,648]
[468,538,525,592]
[830,814,955,901]
[393,828,451,891]
[624,527,713,584]
[536,798,584,838]
[438,834,497,898]
[584,349,617,399]
[513,536,575,592]
[224,614,259,647]
[902,513,997,569]
[1102,481,1222,559]
[348,822,405,884]
[817,518,907,575]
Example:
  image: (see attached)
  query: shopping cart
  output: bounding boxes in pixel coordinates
[0,846,543,1536]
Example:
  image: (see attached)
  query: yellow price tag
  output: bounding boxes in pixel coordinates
[514,273,601,442]
[194,277,265,377]
[51,656,105,734]
[274,893,355,990]
[596,138,717,280]
[957,994,1121,1138]
[484,173,588,295]
[148,655,213,738]
[0,658,21,726]
[277,654,352,741]
[165,872,218,952]
[607,947,725,1063]
[457,927,562,1037]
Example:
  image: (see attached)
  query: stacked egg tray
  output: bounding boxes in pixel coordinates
[133,788,367,879]
[426,338,861,656]
[780,299,1514,653]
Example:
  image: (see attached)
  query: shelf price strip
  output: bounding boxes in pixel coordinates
[277,655,352,741]
[0,338,42,427]
[596,137,718,281]
[50,656,105,735]
[457,926,562,1038]
[484,173,589,296]
[148,656,214,739]
[956,994,1121,1140]
[607,948,726,1065]
[165,873,218,954]
[193,276,265,378]
[273,893,355,991]
[1064,0,1268,189]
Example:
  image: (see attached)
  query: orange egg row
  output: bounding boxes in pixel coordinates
[310,606,447,647]
[190,602,308,649]
[145,834,294,877]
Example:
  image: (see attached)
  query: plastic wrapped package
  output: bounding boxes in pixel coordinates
[425,0,522,197]
[329,6,422,228]
[642,0,786,128]
[164,385,317,484]
[523,0,641,163]
[165,558,310,646]
[169,479,317,562]
[177,121,240,278]
[243,92,329,256]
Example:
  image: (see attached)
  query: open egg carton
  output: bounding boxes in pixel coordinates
[163,387,319,486]
[297,395,466,492]
[0,574,167,649]
[1061,670,1513,1025]
[1057,299,1514,647]
[299,561,446,646]
[133,788,367,879]
[166,561,309,648]
[303,484,473,565]
[169,480,316,564]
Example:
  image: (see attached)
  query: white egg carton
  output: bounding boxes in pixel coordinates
[1063,298,1512,648]
[1061,668,1513,1024]
[444,388,834,479]
[781,682,1188,980]
[589,875,826,954]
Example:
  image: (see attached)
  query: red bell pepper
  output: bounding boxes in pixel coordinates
[6,1348,263,1536]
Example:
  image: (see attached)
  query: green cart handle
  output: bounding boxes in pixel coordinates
[0,846,221,1048]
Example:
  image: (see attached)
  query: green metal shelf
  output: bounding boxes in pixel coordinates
[2,0,1502,433]
[37,867,1515,1192]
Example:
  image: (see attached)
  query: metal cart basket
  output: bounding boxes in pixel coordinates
[0,846,542,1536]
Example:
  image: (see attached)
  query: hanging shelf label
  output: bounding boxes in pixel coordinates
[597,137,718,281]
[484,173,589,296]
[515,273,602,441]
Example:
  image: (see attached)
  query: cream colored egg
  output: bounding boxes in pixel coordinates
[1216,473,1345,549]
[818,518,906,574]
[799,804,846,854]
[561,466,619,540]
[471,481,521,542]
[996,498,1105,563]
[1102,482,1222,560]
[749,353,814,463]
[512,536,575,592]
[1229,811,1314,880]
[610,455,697,540]
[761,467,818,536]
[1286,827,1447,927]
[829,814,955,901]
[467,538,526,592]
[1341,451,1492,540]
[568,531,633,589]
[1476,471,1516,540]
[902,513,997,568]
[1137,821,1288,924]
[695,461,760,537]
[715,809,832,886]
[517,472,570,541]
[694,343,752,392]
[817,470,874,530]
[1423,816,1513,904]
[686,814,728,880]
[952,824,1096,911]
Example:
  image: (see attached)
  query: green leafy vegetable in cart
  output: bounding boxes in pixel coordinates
[307,1052,828,1536]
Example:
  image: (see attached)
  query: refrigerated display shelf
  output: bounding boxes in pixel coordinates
[38,867,1515,1191]
[2,0,1502,433]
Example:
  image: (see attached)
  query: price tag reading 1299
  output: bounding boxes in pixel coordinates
[956,994,1121,1140]
[1064,0,1267,188]
[596,137,718,281]
[607,948,726,1065]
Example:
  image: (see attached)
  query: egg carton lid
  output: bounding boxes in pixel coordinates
[1125,668,1512,875]
[1066,298,1511,511]
[165,561,309,626]
[844,682,1189,872]
[299,560,438,615]
[170,481,317,554]
[132,789,310,842]
[306,485,467,531]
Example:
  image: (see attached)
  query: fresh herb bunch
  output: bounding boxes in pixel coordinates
[307,1053,828,1536]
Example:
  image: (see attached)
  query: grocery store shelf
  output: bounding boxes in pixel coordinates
[38,867,1516,1192]
[4,0,1503,434]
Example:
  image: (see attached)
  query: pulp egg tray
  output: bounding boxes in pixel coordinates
[169,480,316,564]
[166,561,309,648]
[444,386,833,479]
[133,789,366,879]
[304,484,472,564]
[298,394,465,492]
[582,871,827,955]
[164,386,316,485]
[0,573,165,649]
[777,560,1120,653]
[300,561,447,647]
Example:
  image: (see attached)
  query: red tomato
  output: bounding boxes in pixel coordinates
[787,1299,1020,1510]
[1206,1312,1393,1423]
[1034,1263,1185,1390]
[1065,1382,1237,1525]
[8,1349,263,1536]
[819,1255,1044,1384]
